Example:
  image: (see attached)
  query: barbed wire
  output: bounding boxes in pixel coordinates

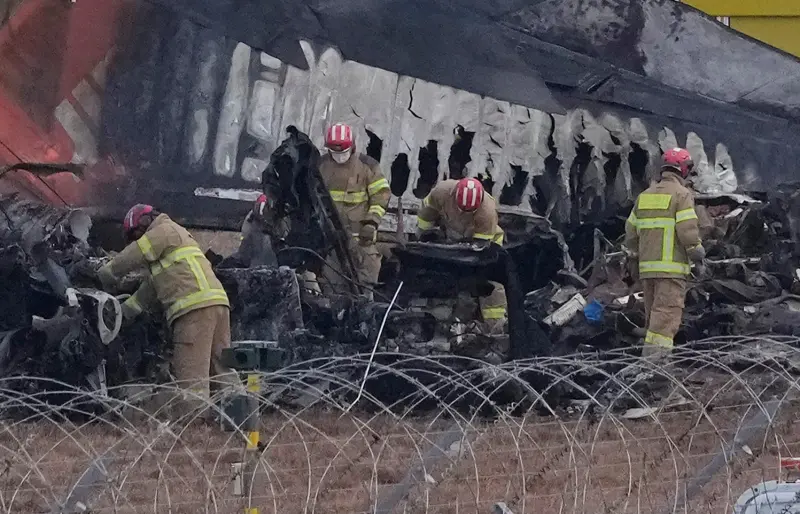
[1,335,800,513]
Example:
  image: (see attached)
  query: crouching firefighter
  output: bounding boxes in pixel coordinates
[416,178,508,332]
[98,204,239,413]
[319,122,390,293]
[624,148,705,359]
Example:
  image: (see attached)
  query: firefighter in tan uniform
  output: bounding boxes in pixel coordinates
[416,178,508,329]
[624,148,705,359]
[97,204,237,406]
[319,123,390,291]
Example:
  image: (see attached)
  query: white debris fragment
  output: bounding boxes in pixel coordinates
[543,293,586,327]
[194,187,262,202]
[622,407,658,420]
[492,502,515,514]
[614,292,644,306]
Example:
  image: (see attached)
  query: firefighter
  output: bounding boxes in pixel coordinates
[319,122,391,291]
[97,204,237,409]
[624,147,706,359]
[416,177,507,331]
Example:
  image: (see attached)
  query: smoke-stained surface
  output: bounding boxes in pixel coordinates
[2,0,800,229]
[85,0,800,230]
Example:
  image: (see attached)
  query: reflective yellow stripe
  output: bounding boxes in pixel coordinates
[123,295,143,315]
[645,331,674,349]
[244,508,259,514]
[166,289,229,322]
[676,208,698,223]
[136,235,157,262]
[150,246,206,276]
[329,190,368,203]
[639,261,691,275]
[482,307,507,319]
[662,220,675,262]
[417,217,434,230]
[368,205,386,217]
[633,195,693,273]
[637,193,672,210]
[367,178,390,195]
[474,230,505,245]
[635,217,676,262]
[423,195,433,207]
[635,217,674,230]
[185,256,209,291]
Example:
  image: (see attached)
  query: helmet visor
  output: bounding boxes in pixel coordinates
[326,141,352,152]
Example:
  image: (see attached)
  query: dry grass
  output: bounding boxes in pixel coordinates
[2,339,800,513]
[0,399,796,513]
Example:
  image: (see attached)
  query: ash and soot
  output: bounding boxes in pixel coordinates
[2,129,800,513]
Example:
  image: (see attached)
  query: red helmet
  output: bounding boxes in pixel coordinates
[123,204,153,236]
[455,178,484,212]
[662,147,694,178]
[325,123,354,152]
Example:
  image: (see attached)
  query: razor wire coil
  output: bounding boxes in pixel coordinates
[0,336,799,513]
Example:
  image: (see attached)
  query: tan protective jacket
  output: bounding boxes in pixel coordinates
[417,179,504,244]
[624,173,703,280]
[107,214,229,325]
[318,152,390,233]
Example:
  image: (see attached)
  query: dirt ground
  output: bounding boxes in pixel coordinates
[1,385,797,514]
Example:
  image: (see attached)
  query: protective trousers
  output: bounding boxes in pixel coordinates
[641,278,686,350]
[323,237,381,292]
[170,305,240,404]
[480,281,508,324]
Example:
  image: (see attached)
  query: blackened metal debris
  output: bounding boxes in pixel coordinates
[7,127,800,419]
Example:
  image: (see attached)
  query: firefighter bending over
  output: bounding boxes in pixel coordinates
[624,148,705,359]
[416,178,507,331]
[97,204,238,409]
[319,123,390,291]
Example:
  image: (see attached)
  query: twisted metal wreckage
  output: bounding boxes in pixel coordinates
[3,0,800,422]
[2,129,800,419]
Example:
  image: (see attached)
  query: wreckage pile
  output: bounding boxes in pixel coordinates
[3,131,800,418]
[531,187,800,357]
[0,195,171,407]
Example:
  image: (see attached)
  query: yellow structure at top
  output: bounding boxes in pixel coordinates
[682,0,800,57]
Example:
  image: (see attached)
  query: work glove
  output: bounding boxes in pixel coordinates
[97,264,118,291]
[686,243,706,263]
[358,222,377,246]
